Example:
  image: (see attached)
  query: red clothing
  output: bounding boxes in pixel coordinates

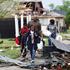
[20,26,29,35]
[15,37,20,45]
[20,26,29,48]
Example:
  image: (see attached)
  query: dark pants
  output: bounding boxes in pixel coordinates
[21,35,27,57]
[48,38,52,47]
[48,32,56,47]
[29,44,37,60]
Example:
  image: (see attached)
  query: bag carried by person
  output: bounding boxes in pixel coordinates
[37,40,43,50]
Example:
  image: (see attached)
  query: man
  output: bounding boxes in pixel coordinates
[47,20,58,47]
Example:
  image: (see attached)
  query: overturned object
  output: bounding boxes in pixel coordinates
[50,37,70,53]
[0,55,26,67]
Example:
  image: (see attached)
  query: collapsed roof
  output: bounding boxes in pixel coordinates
[0,0,64,18]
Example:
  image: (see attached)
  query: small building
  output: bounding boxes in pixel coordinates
[39,11,65,32]
[0,0,65,38]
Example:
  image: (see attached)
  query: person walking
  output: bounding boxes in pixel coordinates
[20,24,29,58]
[26,24,40,63]
[47,20,58,47]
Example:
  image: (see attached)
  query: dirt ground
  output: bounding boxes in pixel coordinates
[0,66,30,70]
[0,39,70,70]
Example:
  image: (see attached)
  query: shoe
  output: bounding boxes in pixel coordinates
[31,60,34,63]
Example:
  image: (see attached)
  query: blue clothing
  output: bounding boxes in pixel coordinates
[30,44,36,60]
[25,31,40,60]
[47,24,57,47]
[26,31,40,50]
[48,32,56,47]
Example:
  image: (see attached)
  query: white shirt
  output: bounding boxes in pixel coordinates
[30,31,34,43]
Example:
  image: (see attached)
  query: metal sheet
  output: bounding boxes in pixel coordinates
[0,55,45,68]
[50,38,70,52]
[0,55,27,66]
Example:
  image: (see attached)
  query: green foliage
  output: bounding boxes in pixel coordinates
[56,0,70,25]
[56,0,70,12]
[65,10,70,23]
[0,0,7,3]
[0,0,18,18]
[65,14,70,24]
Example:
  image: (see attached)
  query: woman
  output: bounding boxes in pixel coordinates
[26,23,40,63]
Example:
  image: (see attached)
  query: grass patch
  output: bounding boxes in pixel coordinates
[43,37,48,46]
[0,38,21,59]
[0,48,20,59]
[61,29,70,34]
[67,29,70,33]
[60,29,70,39]
[0,38,16,48]
[0,37,48,59]
[61,34,70,39]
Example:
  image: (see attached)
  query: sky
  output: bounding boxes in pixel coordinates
[42,0,63,9]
